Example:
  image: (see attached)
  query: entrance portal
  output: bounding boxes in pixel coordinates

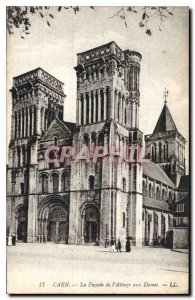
[83,206,99,244]
[17,208,27,242]
[47,206,69,243]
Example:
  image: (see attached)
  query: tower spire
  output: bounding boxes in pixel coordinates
[163,88,169,104]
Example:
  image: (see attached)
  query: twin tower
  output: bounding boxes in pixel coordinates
[69,41,143,246]
[7,41,144,246]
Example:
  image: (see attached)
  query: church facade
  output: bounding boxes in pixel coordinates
[7,41,186,247]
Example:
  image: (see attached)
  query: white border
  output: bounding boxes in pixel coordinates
[1,1,194,299]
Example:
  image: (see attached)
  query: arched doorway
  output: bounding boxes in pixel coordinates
[81,205,99,244]
[38,195,69,243]
[16,207,27,242]
[47,205,68,243]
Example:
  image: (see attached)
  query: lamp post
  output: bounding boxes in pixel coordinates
[105,224,108,248]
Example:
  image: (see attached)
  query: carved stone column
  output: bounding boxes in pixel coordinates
[109,89,114,120]
[19,111,22,138]
[78,99,81,125]
[36,106,41,136]
[119,94,122,124]
[83,94,86,125]
[27,107,31,137]
[114,90,118,121]
[23,109,26,138]
[31,106,35,136]
[104,89,107,121]
[121,96,124,125]
[92,91,95,123]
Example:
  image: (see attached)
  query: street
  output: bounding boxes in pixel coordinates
[7,243,189,294]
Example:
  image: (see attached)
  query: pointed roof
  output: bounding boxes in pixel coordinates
[41,117,75,141]
[153,103,177,134]
[143,160,175,188]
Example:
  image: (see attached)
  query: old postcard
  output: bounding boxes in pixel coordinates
[6,6,189,294]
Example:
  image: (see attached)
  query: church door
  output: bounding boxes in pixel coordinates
[17,208,27,242]
[47,205,68,243]
[84,206,99,244]
[48,222,56,242]
[17,221,27,242]
[59,221,68,244]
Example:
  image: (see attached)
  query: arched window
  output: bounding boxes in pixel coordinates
[52,173,59,193]
[159,142,162,162]
[17,147,20,167]
[163,144,166,161]
[20,183,24,195]
[89,175,95,189]
[122,212,125,228]
[61,172,70,192]
[149,183,152,198]
[91,91,94,123]
[22,146,26,165]
[156,186,160,200]
[169,191,172,202]
[26,146,31,164]
[54,137,58,146]
[118,101,120,121]
[86,93,89,124]
[152,145,154,161]
[83,133,90,146]
[125,108,127,124]
[154,144,157,162]
[122,178,126,192]
[81,95,84,125]
[41,174,48,194]
[164,141,168,160]
[162,189,165,201]
[100,90,104,121]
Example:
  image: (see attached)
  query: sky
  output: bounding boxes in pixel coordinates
[7,6,189,167]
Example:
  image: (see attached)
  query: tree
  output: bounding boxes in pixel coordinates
[6,6,174,39]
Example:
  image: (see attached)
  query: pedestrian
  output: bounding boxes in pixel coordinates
[8,234,12,246]
[110,238,116,252]
[126,237,131,252]
[117,238,121,252]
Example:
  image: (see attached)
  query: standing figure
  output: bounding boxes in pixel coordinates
[126,237,131,252]
[110,238,116,252]
[117,238,122,252]
[8,234,12,246]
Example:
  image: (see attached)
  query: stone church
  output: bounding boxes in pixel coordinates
[7,41,186,247]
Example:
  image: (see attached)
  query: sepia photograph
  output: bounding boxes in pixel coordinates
[6,5,189,294]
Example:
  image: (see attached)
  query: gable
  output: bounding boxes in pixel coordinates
[42,118,72,141]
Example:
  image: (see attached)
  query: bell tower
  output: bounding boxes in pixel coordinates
[145,89,186,187]
[7,68,65,241]
[69,42,143,246]
[74,42,142,129]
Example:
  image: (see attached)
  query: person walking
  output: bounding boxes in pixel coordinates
[117,238,121,252]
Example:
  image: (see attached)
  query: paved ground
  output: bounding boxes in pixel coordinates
[7,243,189,294]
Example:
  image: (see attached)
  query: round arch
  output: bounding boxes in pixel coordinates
[37,195,69,243]
[80,202,100,244]
[14,204,27,242]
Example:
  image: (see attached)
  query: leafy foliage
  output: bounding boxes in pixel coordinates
[6,6,174,39]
